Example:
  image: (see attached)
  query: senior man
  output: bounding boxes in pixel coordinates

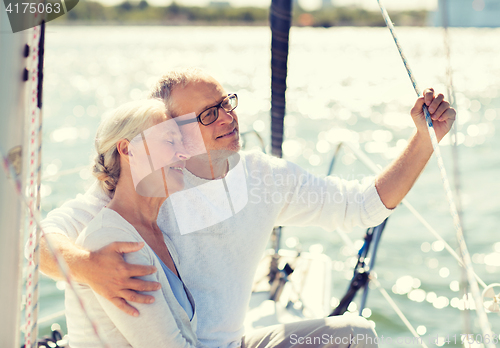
[38,68,455,348]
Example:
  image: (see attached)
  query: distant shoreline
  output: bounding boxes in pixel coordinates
[47,22,431,28]
[52,2,428,27]
[49,20,269,27]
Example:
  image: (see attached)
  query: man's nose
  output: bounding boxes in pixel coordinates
[217,107,234,125]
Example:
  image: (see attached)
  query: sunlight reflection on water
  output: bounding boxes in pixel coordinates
[35,25,500,343]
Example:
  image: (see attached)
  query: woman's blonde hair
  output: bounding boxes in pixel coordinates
[93,99,168,197]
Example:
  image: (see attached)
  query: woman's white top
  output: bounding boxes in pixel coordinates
[64,208,199,348]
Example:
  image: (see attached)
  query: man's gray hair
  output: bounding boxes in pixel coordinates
[148,67,207,116]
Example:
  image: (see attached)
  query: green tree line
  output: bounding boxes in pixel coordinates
[55,1,427,27]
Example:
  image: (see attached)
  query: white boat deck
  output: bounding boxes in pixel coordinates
[245,249,332,332]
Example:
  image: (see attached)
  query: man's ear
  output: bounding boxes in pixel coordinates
[116,139,132,164]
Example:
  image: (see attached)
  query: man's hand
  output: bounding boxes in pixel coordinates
[411,88,456,142]
[375,88,456,209]
[40,235,160,316]
[82,241,161,317]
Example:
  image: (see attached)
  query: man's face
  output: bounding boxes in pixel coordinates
[170,76,240,154]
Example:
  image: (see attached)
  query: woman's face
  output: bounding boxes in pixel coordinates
[129,118,190,197]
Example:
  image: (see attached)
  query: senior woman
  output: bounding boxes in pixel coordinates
[64,99,199,347]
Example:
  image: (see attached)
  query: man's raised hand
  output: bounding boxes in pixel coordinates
[410,88,456,142]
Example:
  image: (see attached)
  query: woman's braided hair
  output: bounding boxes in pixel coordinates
[92,99,168,197]
[93,153,120,196]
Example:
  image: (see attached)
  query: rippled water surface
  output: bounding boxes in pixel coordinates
[32,25,500,346]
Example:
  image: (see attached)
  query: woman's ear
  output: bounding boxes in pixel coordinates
[116,139,132,164]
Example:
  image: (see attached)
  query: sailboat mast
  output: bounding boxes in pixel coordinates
[270,0,291,158]
[0,11,30,348]
[269,0,292,256]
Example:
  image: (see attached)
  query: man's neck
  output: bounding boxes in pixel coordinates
[186,151,230,180]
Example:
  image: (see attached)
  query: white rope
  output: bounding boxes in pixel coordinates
[1,148,111,348]
[24,24,42,348]
[375,3,493,345]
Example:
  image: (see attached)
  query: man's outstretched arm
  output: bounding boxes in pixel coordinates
[375,88,456,209]
[40,234,160,317]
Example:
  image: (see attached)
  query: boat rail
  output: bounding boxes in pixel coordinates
[240,130,267,153]
[36,310,66,327]
[42,165,89,182]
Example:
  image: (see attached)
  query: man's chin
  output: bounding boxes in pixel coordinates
[205,142,240,162]
[227,139,241,153]
[211,138,241,153]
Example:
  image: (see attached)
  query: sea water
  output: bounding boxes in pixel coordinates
[32,25,500,346]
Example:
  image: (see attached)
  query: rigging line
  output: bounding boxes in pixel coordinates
[375,1,493,344]
[440,0,463,254]
[440,0,471,334]
[41,165,90,181]
[333,224,427,348]
[330,220,387,317]
[402,202,486,288]
[25,22,44,348]
[327,142,483,284]
[371,278,429,348]
[0,150,110,348]
[358,220,386,314]
[445,53,462,219]
[342,141,487,289]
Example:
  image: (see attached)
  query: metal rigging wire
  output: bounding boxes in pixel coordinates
[375,1,494,345]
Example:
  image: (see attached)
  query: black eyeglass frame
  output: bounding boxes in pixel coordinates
[196,93,238,126]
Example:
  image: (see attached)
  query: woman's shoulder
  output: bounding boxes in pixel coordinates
[76,208,144,251]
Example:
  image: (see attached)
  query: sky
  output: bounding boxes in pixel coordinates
[93,0,439,11]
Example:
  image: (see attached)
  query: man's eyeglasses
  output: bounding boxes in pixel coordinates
[197,94,238,126]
